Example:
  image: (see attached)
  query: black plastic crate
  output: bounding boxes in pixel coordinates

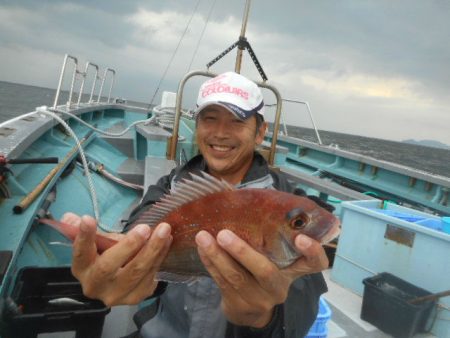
[5,266,110,338]
[361,272,436,338]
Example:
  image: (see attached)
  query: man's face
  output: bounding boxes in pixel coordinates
[196,105,266,181]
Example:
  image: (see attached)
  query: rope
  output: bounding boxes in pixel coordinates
[187,0,218,72]
[48,108,155,137]
[37,110,110,231]
[40,110,100,224]
[147,0,203,110]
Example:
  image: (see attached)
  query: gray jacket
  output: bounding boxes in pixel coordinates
[127,153,328,338]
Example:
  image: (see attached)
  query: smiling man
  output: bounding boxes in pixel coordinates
[66,71,331,338]
[194,72,267,185]
[195,104,263,184]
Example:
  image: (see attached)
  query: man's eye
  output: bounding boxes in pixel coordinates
[233,119,244,124]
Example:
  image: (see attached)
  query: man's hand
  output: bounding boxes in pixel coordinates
[195,230,328,328]
[63,212,173,306]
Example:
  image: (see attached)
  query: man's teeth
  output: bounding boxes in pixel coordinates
[212,145,232,152]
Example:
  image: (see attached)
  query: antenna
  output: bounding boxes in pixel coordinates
[206,0,268,81]
[235,0,252,73]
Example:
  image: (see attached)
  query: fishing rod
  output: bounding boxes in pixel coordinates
[0,156,59,165]
[409,289,450,305]
[0,156,59,198]
[12,130,95,214]
[0,155,58,182]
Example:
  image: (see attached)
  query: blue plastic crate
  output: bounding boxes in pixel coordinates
[415,218,444,232]
[306,327,327,338]
[367,208,426,223]
[443,217,450,234]
[306,297,331,337]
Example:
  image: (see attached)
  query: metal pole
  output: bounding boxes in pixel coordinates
[77,62,89,106]
[259,83,283,165]
[107,69,116,103]
[266,103,288,136]
[281,110,288,136]
[89,66,99,103]
[234,0,252,73]
[283,98,322,145]
[78,62,98,105]
[169,70,215,160]
[98,68,115,103]
[97,69,107,103]
[53,54,69,109]
[63,56,79,108]
[67,64,78,109]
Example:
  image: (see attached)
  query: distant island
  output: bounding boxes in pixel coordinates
[402,139,450,150]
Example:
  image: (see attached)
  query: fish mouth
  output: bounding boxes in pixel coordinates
[320,220,341,244]
[308,210,341,244]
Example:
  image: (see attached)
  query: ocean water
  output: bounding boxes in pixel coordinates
[0,80,448,178]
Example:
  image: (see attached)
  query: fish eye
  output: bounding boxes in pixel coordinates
[286,208,310,230]
[290,214,309,230]
[294,218,305,228]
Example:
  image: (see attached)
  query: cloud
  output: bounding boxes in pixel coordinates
[299,71,429,103]
[0,1,449,145]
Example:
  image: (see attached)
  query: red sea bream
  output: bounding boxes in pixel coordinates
[40,172,340,278]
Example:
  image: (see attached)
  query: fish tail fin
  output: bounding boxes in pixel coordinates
[38,218,79,241]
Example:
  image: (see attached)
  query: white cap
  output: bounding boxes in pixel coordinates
[195,71,264,120]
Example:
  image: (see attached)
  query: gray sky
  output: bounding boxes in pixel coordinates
[1,0,449,144]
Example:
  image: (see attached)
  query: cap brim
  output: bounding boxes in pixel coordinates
[195,101,263,120]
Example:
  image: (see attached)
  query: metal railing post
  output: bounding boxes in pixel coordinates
[89,67,100,103]
[265,103,288,136]
[97,68,116,103]
[107,69,116,103]
[52,54,116,108]
[78,62,99,105]
[53,54,78,109]
[66,57,79,108]
[169,70,214,160]
[53,54,68,109]
[259,83,282,165]
[283,98,323,145]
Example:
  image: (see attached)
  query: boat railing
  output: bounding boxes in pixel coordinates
[53,54,78,109]
[77,62,99,105]
[284,99,322,145]
[52,54,116,109]
[266,99,323,145]
[169,70,283,166]
[97,68,116,104]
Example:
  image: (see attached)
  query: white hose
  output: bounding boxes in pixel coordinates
[45,107,155,137]
[32,104,190,231]
[38,109,120,232]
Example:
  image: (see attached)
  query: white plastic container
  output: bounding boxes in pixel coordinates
[331,200,449,337]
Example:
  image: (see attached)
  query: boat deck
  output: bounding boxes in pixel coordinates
[35,268,438,338]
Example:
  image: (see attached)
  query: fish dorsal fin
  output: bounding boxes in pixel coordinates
[133,171,235,227]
